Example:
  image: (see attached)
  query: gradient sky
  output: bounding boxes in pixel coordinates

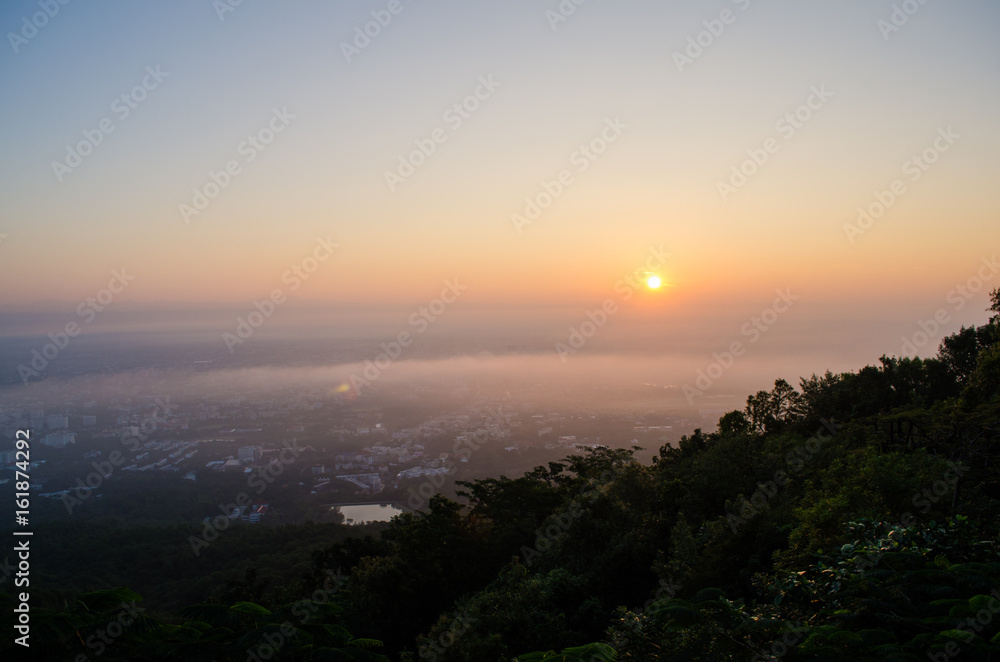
[1,1,999,351]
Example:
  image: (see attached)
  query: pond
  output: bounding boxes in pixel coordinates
[331,502,405,524]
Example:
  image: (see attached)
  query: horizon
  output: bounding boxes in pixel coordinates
[3,4,1000,657]
[2,0,999,404]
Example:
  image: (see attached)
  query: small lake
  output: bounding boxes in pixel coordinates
[331,503,405,524]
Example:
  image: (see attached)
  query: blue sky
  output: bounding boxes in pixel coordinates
[0,0,997,342]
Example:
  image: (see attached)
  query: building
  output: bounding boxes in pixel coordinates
[46,414,69,430]
[334,451,375,470]
[238,445,262,463]
[246,503,268,523]
[42,431,75,448]
[336,473,383,494]
[81,415,98,426]
[396,466,449,480]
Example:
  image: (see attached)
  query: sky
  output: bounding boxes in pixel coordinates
[1,0,999,375]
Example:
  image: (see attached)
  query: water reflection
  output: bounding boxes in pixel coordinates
[331,502,405,524]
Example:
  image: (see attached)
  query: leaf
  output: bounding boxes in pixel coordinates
[75,587,144,613]
[518,651,558,662]
[692,588,726,603]
[230,601,271,616]
[828,630,863,646]
[349,637,385,649]
[857,628,894,645]
[517,643,616,661]
[939,629,975,643]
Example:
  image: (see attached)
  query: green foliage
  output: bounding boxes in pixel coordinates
[988,286,1000,324]
[4,519,368,615]
[0,588,391,661]
[6,297,999,660]
[517,642,617,661]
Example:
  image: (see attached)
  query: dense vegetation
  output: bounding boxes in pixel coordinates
[3,289,999,661]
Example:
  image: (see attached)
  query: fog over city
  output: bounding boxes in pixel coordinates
[1,0,998,658]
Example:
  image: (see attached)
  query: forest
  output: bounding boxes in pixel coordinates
[3,289,999,661]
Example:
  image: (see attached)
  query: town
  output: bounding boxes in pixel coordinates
[0,377,708,527]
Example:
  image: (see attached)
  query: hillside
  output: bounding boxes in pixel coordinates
[3,290,999,661]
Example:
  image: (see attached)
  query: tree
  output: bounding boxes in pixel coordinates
[745,379,803,434]
[717,410,750,436]
[938,326,997,383]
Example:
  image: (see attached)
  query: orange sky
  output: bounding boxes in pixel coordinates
[1,1,998,336]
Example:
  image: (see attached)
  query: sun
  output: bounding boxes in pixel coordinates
[646,275,662,289]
